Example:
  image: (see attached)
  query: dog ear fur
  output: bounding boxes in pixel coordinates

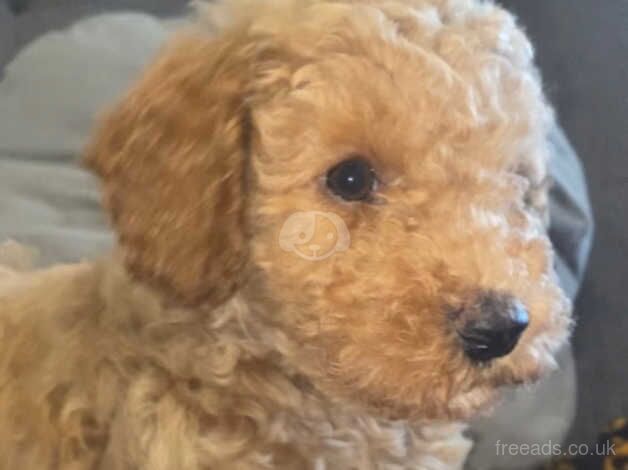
[85,31,253,307]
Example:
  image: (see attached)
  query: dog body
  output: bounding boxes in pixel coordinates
[0,0,571,468]
[0,257,470,468]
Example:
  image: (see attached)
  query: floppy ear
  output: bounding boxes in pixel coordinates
[85,31,252,307]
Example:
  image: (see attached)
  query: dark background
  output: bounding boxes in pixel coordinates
[2,0,627,447]
[497,0,628,446]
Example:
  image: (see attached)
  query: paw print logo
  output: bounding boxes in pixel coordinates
[279,211,350,261]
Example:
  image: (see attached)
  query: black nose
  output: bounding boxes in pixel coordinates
[457,293,529,363]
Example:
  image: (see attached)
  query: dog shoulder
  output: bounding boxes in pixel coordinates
[0,261,100,338]
[0,261,111,469]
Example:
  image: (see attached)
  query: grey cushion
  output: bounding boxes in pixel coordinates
[0,13,176,264]
[549,128,594,299]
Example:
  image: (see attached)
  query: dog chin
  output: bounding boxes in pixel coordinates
[444,370,541,421]
[446,345,563,421]
[496,346,560,386]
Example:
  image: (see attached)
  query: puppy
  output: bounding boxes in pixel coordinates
[0,0,571,468]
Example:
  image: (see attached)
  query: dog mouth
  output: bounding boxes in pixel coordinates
[476,334,564,388]
[447,327,569,419]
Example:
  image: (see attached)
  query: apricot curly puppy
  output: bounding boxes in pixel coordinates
[0,0,572,468]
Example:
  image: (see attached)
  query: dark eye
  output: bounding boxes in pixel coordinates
[326,156,377,202]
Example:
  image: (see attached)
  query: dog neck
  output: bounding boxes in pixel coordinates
[96,255,470,468]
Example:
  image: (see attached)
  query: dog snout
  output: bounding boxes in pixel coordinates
[454,291,529,363]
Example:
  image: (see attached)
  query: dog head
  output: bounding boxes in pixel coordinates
[86,0,571,420]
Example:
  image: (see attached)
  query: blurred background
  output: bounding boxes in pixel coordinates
[1,0,627,461]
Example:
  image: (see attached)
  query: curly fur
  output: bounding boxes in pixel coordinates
[0,1,571,468]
